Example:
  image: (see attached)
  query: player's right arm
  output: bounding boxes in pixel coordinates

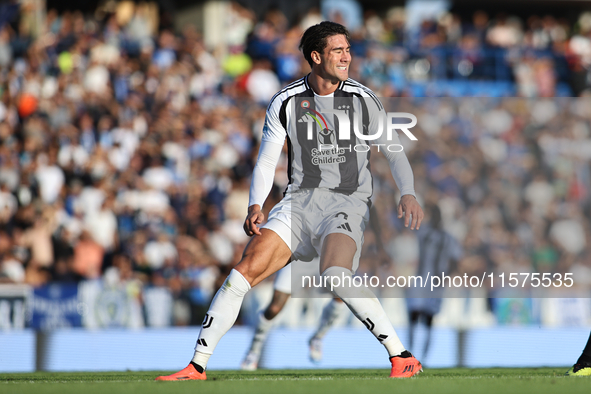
[244,100,287,236]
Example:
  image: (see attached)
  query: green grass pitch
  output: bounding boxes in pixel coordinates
[1,368,589,394]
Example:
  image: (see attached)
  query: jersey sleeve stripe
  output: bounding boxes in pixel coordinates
[266,79,306,111]
[343,80,383,111]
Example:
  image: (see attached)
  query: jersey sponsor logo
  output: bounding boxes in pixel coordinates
[301,116,348,166]
[318,127,336,145]
[298,110,349,166]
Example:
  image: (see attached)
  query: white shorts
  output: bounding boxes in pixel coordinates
[262,189,369,273]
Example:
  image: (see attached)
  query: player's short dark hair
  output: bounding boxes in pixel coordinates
[299,21,350,67]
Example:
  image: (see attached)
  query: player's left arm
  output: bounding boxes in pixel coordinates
[370,104,423,230]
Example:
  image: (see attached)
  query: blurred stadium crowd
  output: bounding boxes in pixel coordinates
[1,1,591,327]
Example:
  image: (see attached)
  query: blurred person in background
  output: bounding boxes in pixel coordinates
[240,259,347,371]
[0,230,24,284]
[72,230,104,280]
[566,333,591,376]
[406,203,463,361]
[85,196,119,271]
[21,207,56,269]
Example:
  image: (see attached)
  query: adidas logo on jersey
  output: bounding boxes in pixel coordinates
[337,222,352,232]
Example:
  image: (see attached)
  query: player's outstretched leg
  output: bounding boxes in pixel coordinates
[566,331,591,376]
[308,298,347,363]
[321,234,422,378]
[241,290,290,370]
[155,269,251,381]
[324,266,422,378]
[156,229,291,381]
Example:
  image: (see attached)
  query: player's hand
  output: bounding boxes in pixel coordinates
[397,194,424,230]
[244,204,265,236]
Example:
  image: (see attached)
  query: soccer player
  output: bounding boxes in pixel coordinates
[240,260,347,370]
[240,204,390,370]
[566,332,591,376]
[156,21,424,381]
[406,204,462,361]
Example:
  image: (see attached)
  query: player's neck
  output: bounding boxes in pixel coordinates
[307,71,341,96]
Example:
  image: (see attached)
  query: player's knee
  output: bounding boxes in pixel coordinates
[234,263,257,285]
[235,251,269,285]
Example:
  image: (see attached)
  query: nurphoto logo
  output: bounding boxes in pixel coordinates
[299,99,418,157]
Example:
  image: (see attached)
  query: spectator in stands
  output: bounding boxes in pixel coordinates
[72,230,104,280]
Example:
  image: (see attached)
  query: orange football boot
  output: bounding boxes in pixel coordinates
[155,362,207,381]
[389,351,423,378]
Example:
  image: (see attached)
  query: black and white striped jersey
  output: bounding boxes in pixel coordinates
[262,75,396,203]
[416,225,463,278]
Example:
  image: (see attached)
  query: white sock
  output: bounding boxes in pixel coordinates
[192,269,251,368]
[312,299,347,340]
[192,351,210,368]
[248,311,275,355]
[321,266,406,358]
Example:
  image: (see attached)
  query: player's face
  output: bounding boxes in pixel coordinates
[314,34,351,82]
